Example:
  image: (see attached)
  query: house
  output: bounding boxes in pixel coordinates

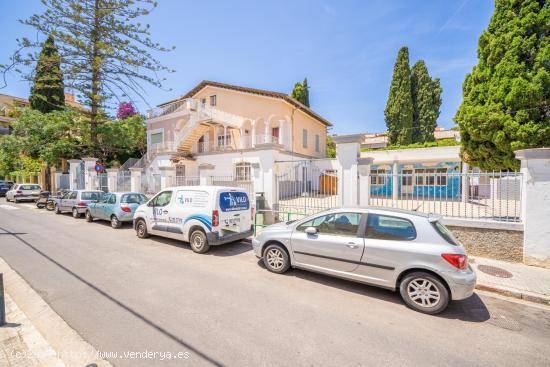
[138,80,331,179]
[361,127,460,150]
[0,92,84,135]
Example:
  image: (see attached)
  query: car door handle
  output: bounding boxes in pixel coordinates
[347,242,359,249]
[163,210,168,214]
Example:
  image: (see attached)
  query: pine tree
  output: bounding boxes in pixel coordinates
[2,0,173,156]
[385,47,414,145]
[29,36,65,113]
[302,78,310,107]
[411,60,442,143]
[291,80,307,105]
[455,0,550,171]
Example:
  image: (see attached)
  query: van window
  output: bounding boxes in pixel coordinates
[149,191,172,207]
[175,190,209,208]
[219,191,249,212]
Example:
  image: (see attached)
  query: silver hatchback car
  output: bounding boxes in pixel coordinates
[252,207,476,314]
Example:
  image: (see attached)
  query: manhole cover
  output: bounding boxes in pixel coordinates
[488,313,522,331]
[477,265,513,278]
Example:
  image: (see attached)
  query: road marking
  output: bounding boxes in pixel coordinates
[0,204,19,210]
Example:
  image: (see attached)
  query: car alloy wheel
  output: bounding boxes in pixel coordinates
[407,278,441,308]
[85,210,93,222]
[111,215,121,229]
[399,272,449,314]
[263,244,290,274]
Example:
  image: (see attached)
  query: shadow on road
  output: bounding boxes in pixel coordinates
[256,259,490,322]
[147,235,252,257]
[0,225,224,367]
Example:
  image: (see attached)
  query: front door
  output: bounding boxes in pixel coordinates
[290,212,364,272]
[148,190,173,234]
[62,191,77,210]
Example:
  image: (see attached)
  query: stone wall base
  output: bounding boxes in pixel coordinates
[447,226,524,263]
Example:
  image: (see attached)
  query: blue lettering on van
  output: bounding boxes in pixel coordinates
[219,192,249,212]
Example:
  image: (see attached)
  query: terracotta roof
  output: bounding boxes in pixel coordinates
[158,80,332,127]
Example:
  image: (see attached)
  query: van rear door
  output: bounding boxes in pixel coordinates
[217,190,251,233]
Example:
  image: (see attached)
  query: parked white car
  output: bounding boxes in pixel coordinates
[5,184,42,203]
[133,186,253,253]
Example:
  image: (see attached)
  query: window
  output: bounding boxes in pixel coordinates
[297,212,361,237]
[176,165,185,177]
[401,169,413,186]
[416,168,447,186]
[371,169,387,185]
[81,191,102,201]
[122,193,148,204]
[217,134,232,147]
[69,191,77,200]
[436,168,447,186]
[210,95,217,106]
[201,98,206,106]
[302,129,308,148]
[365,214,416,241]
[107,194,117,204]
[315,134,320,152]
[20,184,41,190]
[432,221,460,246]
[99,194,110,203]
[148,191,172,207]
[150,132,163,145]
[235,162,252,181]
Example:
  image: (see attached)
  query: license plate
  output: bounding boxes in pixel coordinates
[223,217,241,226]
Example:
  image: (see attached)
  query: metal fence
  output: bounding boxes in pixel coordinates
[274,160,339,221]
[366,171,523,222]
[116,171,132,192]
[167,176,200,187]
[210,175,254,197]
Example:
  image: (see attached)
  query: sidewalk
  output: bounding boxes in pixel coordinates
[472,256,550,306]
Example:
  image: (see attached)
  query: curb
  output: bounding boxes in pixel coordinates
[475,283,550,306]
[0,257,112,367]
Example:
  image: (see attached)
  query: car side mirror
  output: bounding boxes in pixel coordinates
[305,226,318,235]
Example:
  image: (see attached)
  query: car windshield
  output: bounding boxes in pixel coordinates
[432,221,460,246]
[81,191,103,201]
[121,193,148,204]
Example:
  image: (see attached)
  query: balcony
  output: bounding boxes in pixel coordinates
[191,134,282,154]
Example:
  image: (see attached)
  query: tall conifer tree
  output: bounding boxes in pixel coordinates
[29,36,65,113]
[411,60,442,143]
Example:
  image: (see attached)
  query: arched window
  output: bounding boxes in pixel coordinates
[234,162,251,181]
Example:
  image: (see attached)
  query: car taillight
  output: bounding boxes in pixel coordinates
[76,202,87,207]
[441,254,468,270]
[212,210,219,227]
[251,207,254,220]
[16,190,23,194]
[121,206,131,213]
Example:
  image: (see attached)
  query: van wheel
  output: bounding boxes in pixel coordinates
[111,215,122,229]
[85,210,93,222]
[135,219,149,239]
[263,243,291,274]
[190,229,210,254]
[72,208,81,218]
[399,272,449,314]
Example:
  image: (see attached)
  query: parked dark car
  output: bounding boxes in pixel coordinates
[0,183,12,197]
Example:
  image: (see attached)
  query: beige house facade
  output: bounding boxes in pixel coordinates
[138,81,331,177]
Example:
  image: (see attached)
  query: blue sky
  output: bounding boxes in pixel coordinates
[0,0,493,134]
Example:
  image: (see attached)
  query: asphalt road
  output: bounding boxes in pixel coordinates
[0,198,549,367]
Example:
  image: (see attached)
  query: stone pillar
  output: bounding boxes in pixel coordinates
[240,127,245,149]
[159,166,176,190]
[223,125,228,149]
[213,127,218,151]
[264,121,270,144]
[50,166,57,193]
[515,148,550,268]
[106,169,119,193]
[198,163,215,186]
[333,134,363,207]
[358,157,373,207]
[68,159,81,190]
[129,168,143,193]
[461,162,470,203]
[82,157,98,191]
[392,161,399,202]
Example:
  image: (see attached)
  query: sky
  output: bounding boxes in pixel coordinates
[0,0,494,134]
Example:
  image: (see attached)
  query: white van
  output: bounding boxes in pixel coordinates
[133,186,253,253]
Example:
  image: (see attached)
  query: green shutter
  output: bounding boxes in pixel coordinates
[150,132,163,145]
[302,129,308,148]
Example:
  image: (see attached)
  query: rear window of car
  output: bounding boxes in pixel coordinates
[20,185,41,190]
[121,193,148,204]
[432,221,460,246]
[81,191,103,201]
[219,191,249,212]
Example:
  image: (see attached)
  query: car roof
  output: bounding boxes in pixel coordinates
[320,206,435,220]
[164,185,248,193]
